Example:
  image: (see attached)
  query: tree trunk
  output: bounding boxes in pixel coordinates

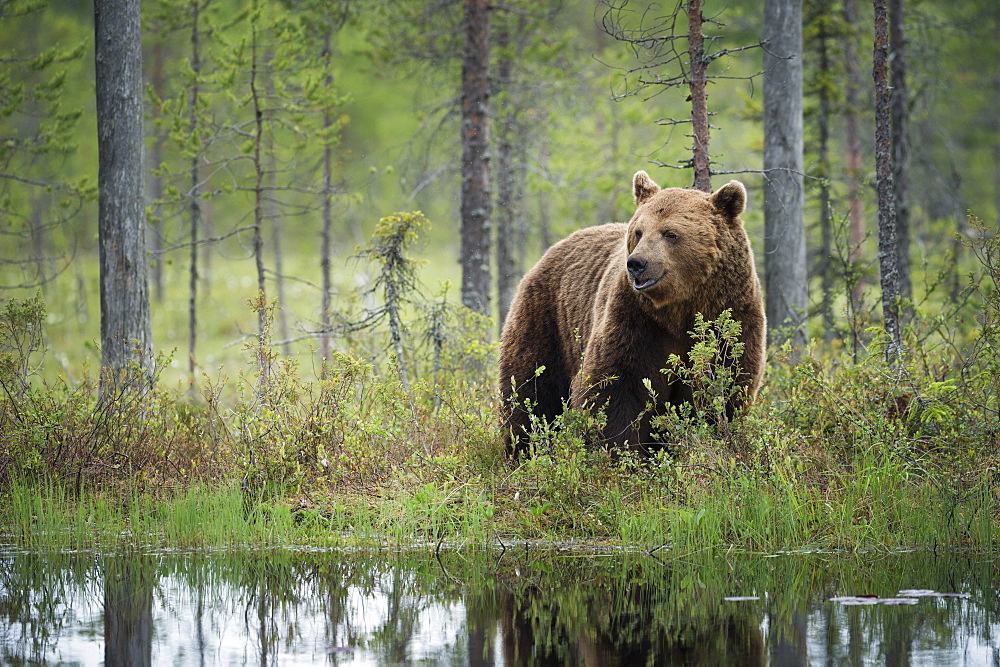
[188,0,202,389]
[148,40,165,304]
[29,199,48,292]
[250,19,267,335]
[763,0,807,348]
[537,141,553,252]
[996,73,1000,236]
[495,27,516,333]
[201,198,213,298]
[687,0,711,192]
[948,165,964,301]
[873,0,904,364]
[249,14,270,389]
[94,0,153,385]
[268,128,291,357]
[815,3,834,341]
[843,0,866,309]
[320,33,334,366]
[459,0,491,317]
[889,0,912,307]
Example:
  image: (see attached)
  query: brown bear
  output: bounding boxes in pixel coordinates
[499,170,766,457]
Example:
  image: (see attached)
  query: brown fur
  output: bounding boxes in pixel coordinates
[499,171,766,457]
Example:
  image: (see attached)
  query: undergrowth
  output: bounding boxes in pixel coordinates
[0,217,997,553]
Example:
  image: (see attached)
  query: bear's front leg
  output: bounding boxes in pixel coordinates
[569,356,650,451]
[501,360,572,458]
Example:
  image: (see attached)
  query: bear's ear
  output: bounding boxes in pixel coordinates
[711,180,747,222]
[633,170,660,206]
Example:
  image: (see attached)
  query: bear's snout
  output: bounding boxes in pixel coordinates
[627,255,662,291]
[626,256,647,279]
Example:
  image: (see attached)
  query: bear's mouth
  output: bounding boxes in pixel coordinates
[632,274,662,291]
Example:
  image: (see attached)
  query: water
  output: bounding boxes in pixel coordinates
[1,544,997,665]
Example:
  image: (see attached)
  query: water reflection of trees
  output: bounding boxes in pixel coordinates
[462,549,1000,665]
[1,547,998,663]
[0,551,97,663]
[103,553,155,667]
[476,556,768,664]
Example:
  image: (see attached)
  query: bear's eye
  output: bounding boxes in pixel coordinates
[662,231,678,240]
[634,229,643,240]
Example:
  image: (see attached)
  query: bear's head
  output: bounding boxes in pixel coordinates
[624,170,747,308]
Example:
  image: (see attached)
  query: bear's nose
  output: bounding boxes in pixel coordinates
[626,257,647,278]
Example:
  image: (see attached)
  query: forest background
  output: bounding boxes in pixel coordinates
[4,0,996,382]
[1,0,999,549]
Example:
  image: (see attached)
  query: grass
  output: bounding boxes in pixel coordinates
[1,346,997,555]
[1,219,998,555]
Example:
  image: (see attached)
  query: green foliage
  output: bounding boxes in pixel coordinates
[0,0,92,289]
[649,310,750,447]
[0,292,45,401]
[349,211,429,389]
[507,404,614,536]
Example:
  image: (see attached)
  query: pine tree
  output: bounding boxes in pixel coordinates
[94,0,153,385]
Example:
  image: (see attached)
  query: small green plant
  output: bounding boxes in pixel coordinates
[0,291,46,405]
[348,210,429,393]
[648,310,750,450]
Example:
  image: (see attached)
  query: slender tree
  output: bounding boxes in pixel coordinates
[599,0,761,191]
[94,0,153,384]
[459,0,492,316]
[377,0,559,328]
[888,0,911,306]
[347,212,431,394]
[490,2,563,332]
[297,3,352,365]
[807,0,836,339]
[267,112,292,357]
[686,0,711,192]
[249,12,267,342]
[996,71,1000,230]
[842,0,866,304]
[320,29,336,365]
[494,25,517,331]
[147,0,220,389]
[763,0,807,348]
[146,36,166,304]
[187,0,205,387]
[200,1,348,372]
[873,0,903,363]
[492,7,538,332]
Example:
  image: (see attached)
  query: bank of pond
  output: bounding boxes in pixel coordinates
[2,477,999,664]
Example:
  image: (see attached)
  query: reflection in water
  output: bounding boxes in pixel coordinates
[103,554,155,667]
[0,545,997,665]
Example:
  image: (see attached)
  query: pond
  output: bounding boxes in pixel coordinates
[1,543,996,665]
